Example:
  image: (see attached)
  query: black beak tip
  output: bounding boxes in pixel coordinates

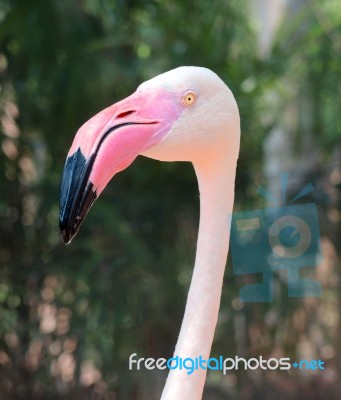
[59,216,79,244]
[59,221,72,244]
[59,149,98,245]
[61,230,71,245]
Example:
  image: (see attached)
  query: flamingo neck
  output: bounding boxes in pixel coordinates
[161,155,237,400]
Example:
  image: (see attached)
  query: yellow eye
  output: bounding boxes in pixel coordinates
[182,91,197,106]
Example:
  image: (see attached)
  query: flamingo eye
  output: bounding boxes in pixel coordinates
[182,91,197,106]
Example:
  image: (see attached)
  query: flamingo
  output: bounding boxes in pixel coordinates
[59,66,240,399]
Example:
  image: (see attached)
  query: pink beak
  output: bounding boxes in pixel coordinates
[59,88,183,244]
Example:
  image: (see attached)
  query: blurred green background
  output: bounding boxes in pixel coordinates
[0,0,340,399]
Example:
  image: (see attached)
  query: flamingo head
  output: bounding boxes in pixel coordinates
[59,66,240,244]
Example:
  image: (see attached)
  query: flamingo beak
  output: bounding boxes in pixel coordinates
[59,89,182,244]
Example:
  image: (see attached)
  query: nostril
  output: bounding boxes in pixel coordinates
[116,110,136,119]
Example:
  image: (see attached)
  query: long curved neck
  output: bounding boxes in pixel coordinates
[161,155,238,400]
